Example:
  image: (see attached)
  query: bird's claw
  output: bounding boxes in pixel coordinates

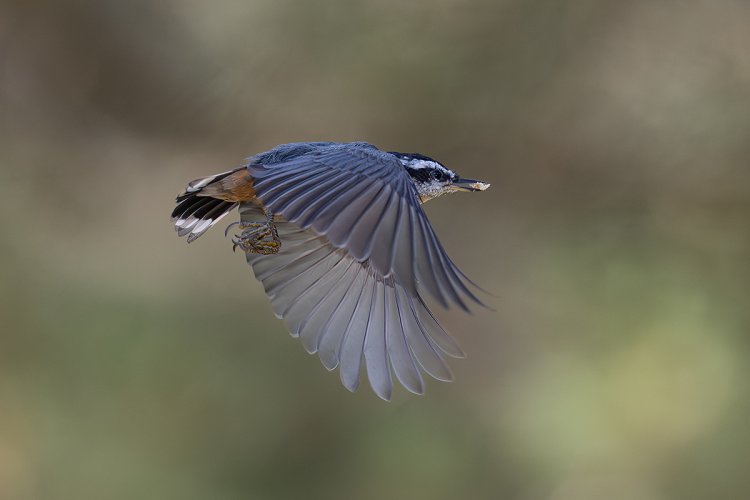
[230,221,281,255]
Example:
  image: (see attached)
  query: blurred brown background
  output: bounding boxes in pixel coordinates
[1,1,748,499]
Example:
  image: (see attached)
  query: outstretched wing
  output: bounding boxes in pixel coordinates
[247,142,483,310]
[237,143,483,399]
[240,205,464,401]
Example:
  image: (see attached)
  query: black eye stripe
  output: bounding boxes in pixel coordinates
[405,166,432,183]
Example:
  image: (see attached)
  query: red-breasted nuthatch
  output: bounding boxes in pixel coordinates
[171,142,490,400]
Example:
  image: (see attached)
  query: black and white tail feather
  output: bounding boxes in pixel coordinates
[171,168,241,243]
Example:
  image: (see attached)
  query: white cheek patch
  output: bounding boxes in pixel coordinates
[416,179,449,200]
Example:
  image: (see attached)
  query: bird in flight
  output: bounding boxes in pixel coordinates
[171,142,490,400]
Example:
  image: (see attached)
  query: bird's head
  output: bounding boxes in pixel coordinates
[390,152,490,203]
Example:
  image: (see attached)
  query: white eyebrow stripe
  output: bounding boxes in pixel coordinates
[405,159,441,170]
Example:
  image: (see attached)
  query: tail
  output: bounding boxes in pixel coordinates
[171,168,242,243]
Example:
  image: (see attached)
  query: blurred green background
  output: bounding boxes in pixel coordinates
[1,1,748,499]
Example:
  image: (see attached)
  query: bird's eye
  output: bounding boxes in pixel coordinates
[430,170,444,181]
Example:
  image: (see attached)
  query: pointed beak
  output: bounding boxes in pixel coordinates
[453,177,491,192]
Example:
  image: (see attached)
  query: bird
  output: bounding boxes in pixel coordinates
[171,141,490,400]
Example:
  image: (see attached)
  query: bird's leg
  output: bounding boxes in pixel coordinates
[231,209,281,255]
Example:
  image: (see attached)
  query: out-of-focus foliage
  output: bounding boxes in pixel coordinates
[1,1,748,499]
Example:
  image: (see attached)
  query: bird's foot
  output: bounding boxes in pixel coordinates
[231,220,281,255]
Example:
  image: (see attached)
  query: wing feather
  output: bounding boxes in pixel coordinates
[367,191,402,275]
[278,251,349,333]
[414,213,467,310]
[363,281,392,400]
[339,278,375,392]
[396,287,453,382]
[343,186,394,261]
[307,180,377,234]
[410,205,448,307]
[384,285,424,394]
[297,258,358,354]
[262,169,332,211]
[281,172,353,221]
[317,264,367,370]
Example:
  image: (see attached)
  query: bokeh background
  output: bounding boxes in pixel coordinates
[1,1,749,499]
